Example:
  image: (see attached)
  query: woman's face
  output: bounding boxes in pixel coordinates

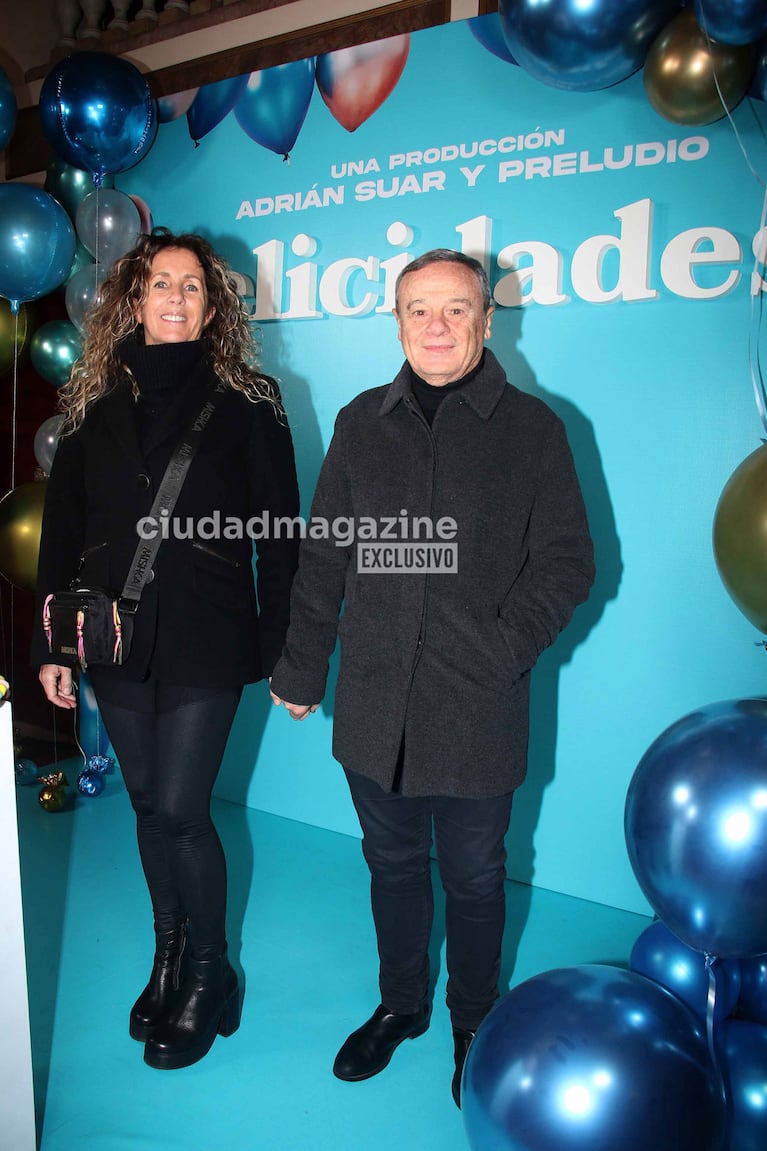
[139,247,215,345]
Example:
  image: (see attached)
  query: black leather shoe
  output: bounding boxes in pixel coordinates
[333,1004,430,1081]
[451,1027,475,1108]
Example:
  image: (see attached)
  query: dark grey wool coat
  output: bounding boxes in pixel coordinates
[270,348,594,798]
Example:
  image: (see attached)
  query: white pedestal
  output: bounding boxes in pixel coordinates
[0,698,37,1151]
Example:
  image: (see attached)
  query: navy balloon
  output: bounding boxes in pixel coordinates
[499,0,679,91]
[625,699,767,959]
[737,956,767,1026]
[462,964,725,1151]
[630,919,741,1022]
[468,15,517,65]
[0,184,76,313]
[40,53,156,183]
[187,75,248,144]
[0,62,17,150]
[721,1020,767,1151]
[694,0,767,47]
[234,60,316,157]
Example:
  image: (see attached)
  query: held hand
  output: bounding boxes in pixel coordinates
[39,664,78,710]
[269,688,319,721]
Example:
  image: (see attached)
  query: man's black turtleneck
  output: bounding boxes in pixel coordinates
[409,351,486,426]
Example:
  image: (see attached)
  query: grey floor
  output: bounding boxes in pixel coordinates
[17,761,650,1151]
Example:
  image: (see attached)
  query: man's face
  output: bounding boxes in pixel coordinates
[394,261,493,387]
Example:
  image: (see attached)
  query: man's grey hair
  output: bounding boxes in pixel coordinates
[394,249,492,314]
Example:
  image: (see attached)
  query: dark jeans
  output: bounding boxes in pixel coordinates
[344,768,513,1032]
[95,678,241,957]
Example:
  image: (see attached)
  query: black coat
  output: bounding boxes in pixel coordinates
[32,361,300,687]
[270,349,594,798]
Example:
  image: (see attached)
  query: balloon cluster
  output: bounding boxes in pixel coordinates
[0,55,159,594]
[183,34,410,155]
[476,1,766,124]
[624,698,767,1151]
[462,699,767,1151]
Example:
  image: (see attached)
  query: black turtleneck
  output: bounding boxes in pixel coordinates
[118,334,210,453]
[409,351,486,426]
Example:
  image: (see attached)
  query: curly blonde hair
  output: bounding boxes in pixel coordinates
[59,228,284,431]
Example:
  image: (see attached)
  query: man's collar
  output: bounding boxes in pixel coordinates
[379,347,507,420]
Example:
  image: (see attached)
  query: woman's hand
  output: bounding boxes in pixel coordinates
[269,687,319,721]
[39,664,78,709]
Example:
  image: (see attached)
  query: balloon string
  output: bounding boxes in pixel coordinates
[10,308,18,492]
[94,183,100,269]
[704,953,727,1111]
[749,184,767,436]
[697,1,766,190]
[696,2,767,436]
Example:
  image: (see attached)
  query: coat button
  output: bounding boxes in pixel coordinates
[145,568,155,583]
[137,473,151,490]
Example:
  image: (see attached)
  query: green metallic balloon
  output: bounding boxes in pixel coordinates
[0,480,48,592]
[713,444,767,634]
[644,9,756,126]
[44,158,114,221]
[30,319,82,388]
[0,298,29,375]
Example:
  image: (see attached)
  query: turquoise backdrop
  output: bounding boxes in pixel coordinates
[118,19,766,915]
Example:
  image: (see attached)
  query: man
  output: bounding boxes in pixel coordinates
[269,249,594,1107]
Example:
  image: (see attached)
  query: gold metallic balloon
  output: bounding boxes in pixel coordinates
[713,443,767,634]
[0,298,29,376]
[644,9,756,125]
[38,772,69,812]
[0,480,48,592]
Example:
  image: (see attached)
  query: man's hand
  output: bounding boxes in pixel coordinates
[39,664,78,710]
[269,687,319,721]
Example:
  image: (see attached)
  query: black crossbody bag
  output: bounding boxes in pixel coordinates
[42,382,225,670]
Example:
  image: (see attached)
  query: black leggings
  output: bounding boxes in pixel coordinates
[95,679,242,957]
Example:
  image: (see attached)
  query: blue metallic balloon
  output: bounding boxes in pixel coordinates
[0,62,17,151]
[39,53,156,182]
[15,758,39,787]
[498,0,679,91]
[468,14,517,64]
[77,768,104,797]
[722,1020,767,1151]
[630,919,741,1022]
[187,75,248,144]
[462,964,726,1151]
[0,184,76,313]
[737,956,767,1026]
[234,60,316,157]
[694,0,767,47]
[625,699,767,959]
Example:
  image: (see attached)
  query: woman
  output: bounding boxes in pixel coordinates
[33,229,300,1070]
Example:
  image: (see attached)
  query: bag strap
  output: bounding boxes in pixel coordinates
[119,379,227,612]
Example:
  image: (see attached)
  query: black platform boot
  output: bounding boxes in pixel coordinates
[129,923,188,1042]
[143,948,241,1071]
